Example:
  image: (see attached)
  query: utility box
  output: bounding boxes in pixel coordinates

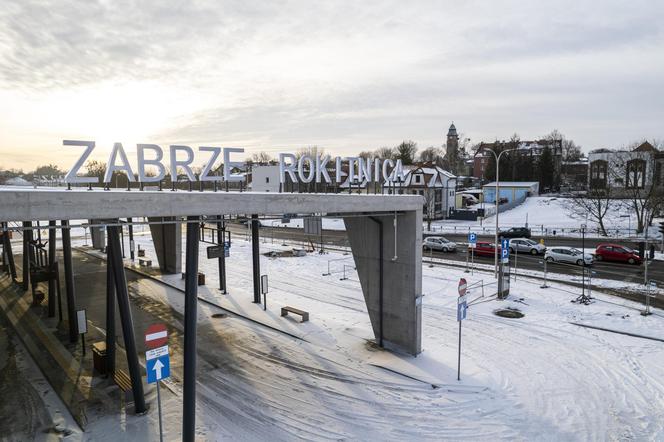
[92,341,107,375]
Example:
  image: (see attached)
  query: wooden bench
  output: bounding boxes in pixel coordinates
[281,306,309,322]
[138,257,152,267]
[113,369,134,401]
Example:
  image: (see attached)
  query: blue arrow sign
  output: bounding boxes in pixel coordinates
[146,345,170,383]
[457,295,468,321]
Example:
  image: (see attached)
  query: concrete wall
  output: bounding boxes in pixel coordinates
[148,217,182,274]
[344,210,422,355]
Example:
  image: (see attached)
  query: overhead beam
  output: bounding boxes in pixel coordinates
[0,189,422,221]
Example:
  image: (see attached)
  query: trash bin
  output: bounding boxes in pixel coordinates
[92,341,107,375]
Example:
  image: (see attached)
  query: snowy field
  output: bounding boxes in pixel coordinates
[71,230,664,440]
[430,196,660,239]
[268,196,659,240]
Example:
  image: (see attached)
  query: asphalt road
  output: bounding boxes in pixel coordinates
[223,223,664,285]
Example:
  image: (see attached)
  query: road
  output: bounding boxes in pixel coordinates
[223,223,664,285]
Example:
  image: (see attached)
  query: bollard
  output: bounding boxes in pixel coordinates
[541,258,549,288]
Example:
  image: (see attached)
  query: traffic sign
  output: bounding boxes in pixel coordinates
[145,323,168,349]
[146,345,170,383]
[501,238,510,263]
[458,278,467,296]
[457,294,468,321]
[468,232,477,249]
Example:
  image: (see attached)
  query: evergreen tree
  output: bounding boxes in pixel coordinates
[538,146,554,191]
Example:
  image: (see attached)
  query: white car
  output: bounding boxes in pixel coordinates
[423,236,457,252]
[509,238,546,255]
[545,247,593,266]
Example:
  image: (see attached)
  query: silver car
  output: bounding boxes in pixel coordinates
[423,236,457,252]
[508,238,546,255]
[545,247,594,266]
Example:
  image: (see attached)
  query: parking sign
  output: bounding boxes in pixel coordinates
[468,232,477,249]
[501,238,510,263]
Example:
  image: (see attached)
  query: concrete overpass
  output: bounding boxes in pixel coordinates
[0,188,423,441]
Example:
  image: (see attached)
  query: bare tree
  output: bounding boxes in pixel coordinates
[568,188,615,236]
[374,146,395,160]
[418,146,444,165]
[251,151,273,164]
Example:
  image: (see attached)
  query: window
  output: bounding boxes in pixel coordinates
[626,159,646,189]
[414,174,423,185]
[265,177,270,183]
[657,162,663,186]
[589,160,607,189]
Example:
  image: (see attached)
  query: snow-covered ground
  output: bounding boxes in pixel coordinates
[264,196,660,240]
[430,196,661,239]
[73,230,664,440]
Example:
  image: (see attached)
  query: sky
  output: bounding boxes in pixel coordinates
[0,0,663,171]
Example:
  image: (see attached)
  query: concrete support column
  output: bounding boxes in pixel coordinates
[148,217,182,274]
[344,210,423,355]
[89,220,106,251]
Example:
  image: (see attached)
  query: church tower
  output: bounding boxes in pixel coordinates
[446,122,459,159]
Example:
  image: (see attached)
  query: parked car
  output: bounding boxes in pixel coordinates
[472,241,501,257]
[508,238,546,255]
[237,217,263,227]
[499,227,532,239]
[423,236,457,252]
[594,243,642,265]
[545,247,593,266]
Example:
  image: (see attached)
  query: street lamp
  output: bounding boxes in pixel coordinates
[482,147,518,277]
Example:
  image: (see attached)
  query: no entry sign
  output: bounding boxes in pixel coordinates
[145,324,168,349]
[458,278,467,297]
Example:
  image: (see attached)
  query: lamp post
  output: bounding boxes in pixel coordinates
[483,147,518,277]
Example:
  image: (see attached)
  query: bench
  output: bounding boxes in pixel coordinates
[138,258,152,267]
[113,369,134,401]
[281,306,309,322]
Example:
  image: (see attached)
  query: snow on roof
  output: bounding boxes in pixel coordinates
[483,181,539,188]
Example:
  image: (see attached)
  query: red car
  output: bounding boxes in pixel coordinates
[594,243,642,265]
[471,241,501,257]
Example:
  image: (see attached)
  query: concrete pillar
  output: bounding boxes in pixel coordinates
[148,217,182,274]
[89,220,106,251]
[344,210,422,355]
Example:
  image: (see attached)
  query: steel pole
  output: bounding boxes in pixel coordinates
[3,223,17,281]
[61,220,78,342]
[22,221,31,291]
[48,220,57,317]
[251,214,261,303]
[183,216,200,442]
[216,216,227,294]
[105,231,116,375]
[128,217,135,261]
[494,152,499,278]
[107,224,146,413]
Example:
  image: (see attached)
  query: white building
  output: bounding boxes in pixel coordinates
[385,164,457,219]
[250,165,281,192]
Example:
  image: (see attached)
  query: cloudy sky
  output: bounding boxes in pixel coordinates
[0,0,662,170]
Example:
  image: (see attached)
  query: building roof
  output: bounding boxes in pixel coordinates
[482,181,539,188]
[633,141,657,153]
[447,123,458,137]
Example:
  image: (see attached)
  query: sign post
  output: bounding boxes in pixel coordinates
[76,309,87,356]
[261,274,268,311]
[468,232,477,275]
[457,278,468,381]
[145,324,169,442]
